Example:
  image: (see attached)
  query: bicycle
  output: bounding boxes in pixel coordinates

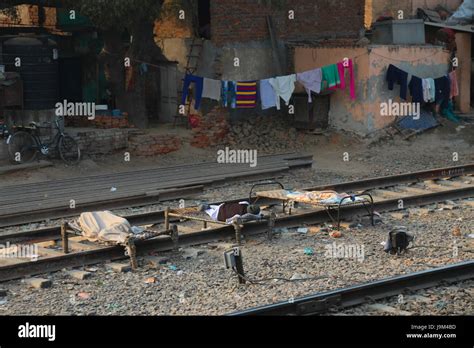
[7,117,81,165]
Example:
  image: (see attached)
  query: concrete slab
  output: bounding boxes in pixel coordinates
[24,278,52,289]
[67,270,92,280]
[0,161,53,175]
[106,263,131,273]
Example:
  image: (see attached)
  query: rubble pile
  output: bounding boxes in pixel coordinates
[191,107,230,148]
[225,115,306,153]
[129,133,182,156]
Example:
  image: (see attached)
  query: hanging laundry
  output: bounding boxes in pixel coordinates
[221,81,237,108]
[422,79,431,103]
[428,79,436,102]
[296,68,322,103]
[321,64,341,91]
[182,74,204,110]
[422,78,435,103]
[449,70,459,98]
[386,64,408,100]
[344,59,356,100]
[435,76,451,109]
[408,76,424,103]
[202,78,221,102]
[268,74,297,110]
[327,59,356,100]
[236,81,258,109]
[260,78,277,110]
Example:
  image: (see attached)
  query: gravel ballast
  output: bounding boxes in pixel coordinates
[0,199,472,316]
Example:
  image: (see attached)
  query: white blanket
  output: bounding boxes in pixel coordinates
[77,211,132,244]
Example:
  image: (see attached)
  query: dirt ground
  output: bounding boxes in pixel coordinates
[0,119,473,187]
[0,119,472,316]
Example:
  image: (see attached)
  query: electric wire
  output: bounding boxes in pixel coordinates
[231,268,332,285]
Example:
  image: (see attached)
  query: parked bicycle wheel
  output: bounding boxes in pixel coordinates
[58,135,81,165]
[7,131,37,164]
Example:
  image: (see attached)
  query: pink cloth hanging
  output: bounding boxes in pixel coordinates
[449,70,459,99]
[328,59,356,100]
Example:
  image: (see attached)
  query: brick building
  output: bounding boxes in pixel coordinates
[1,1,471,141]
[156,0,367,126]
[155,0,470,135]
[209,0,365,46]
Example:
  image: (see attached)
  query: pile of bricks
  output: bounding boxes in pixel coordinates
[224,114,306,153]
[65,115,131,129]
[190,107,230,149]
[128,133,182,156]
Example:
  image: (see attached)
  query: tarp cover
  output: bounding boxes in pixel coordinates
[77,211,131,244]
[397,110,439,131]
[447,0,474,25]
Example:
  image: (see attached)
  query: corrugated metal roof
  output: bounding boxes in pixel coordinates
[425,21,474,33]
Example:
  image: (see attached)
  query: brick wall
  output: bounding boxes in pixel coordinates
[210,0,365,46]
[66,115,131,129]
[0,5,57,27]
[190,107,230,148]
[70,129,183,157]
[129,133,182,156]
[72,129,129,156]
[154,0,195,39]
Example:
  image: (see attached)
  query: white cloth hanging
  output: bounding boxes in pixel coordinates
[202,78,222,101]
[297,68,322,103]
[268,74,297,110]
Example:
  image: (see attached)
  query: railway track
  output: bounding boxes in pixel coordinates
[228,261,474,316]
[0,153,313,227]
[0,164,473,283]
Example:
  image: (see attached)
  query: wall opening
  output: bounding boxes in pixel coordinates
[198,0,211,39]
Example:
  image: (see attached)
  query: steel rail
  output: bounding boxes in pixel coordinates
[0,158,313,228]
[306,163,474,192]
[1,163,473,229]
[1,163,473,242]
[0,185,205,228]
[0,185,473,282]
[228,261,474,316]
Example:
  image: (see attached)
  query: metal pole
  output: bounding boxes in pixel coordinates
[164,207,170,231]
[171,224,179,251]
[127,239,138,270]
[267,213,276,241]
[233,222,242,245]
[234,248,246,285]
[61,222,69,254]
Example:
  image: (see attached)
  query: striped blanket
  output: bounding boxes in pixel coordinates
[236,81,257,109]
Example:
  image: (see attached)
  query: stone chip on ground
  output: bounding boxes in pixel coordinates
[67,270,92,280]
[181,248,205,260]
[143,256,169,268]
[366,304,413,316]
[106,263,131,273]
[24,278,52,289]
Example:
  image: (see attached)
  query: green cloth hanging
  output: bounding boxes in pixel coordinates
[321,64,341,91]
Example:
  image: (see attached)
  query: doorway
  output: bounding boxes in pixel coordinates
[198,0,211,39]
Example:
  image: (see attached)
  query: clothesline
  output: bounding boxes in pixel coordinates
[182,57,357,111]
[387,64,458,109]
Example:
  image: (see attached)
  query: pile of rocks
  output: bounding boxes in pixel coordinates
[225,115,306,153]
